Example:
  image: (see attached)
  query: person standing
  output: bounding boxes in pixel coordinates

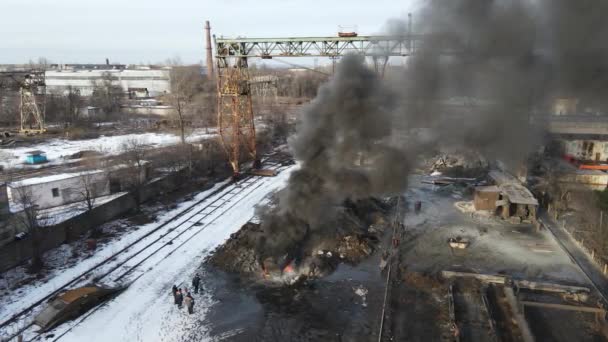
[192,274,201,294]
[175,289,184,309]
[172,285,178,304]
[184,292,195,314]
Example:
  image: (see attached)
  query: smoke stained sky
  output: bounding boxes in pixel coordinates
[0,0,420,64]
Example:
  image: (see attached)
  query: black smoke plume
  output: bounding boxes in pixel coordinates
[258,56,412,260]
[257,0,608,261]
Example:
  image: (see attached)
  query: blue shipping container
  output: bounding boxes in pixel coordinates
[25,154,48,164]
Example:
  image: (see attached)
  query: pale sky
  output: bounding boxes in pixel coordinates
[0,0,420,65]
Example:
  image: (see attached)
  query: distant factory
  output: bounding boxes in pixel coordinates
[45,63,172,97]
[547,98,608,190]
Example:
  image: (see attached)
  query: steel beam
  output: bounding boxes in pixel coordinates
[213,33,446,175]
[215,35,423,59]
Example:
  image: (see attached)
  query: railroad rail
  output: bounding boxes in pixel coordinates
[0,156,293,342]
[377,197,403,342]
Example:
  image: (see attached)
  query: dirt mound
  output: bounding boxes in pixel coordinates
[402,271,445,291]
[209,197,393,283]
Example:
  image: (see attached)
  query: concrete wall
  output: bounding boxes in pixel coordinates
[122,105,173,116]
[46,69,171,97]
[0,168,191,272]
[563,139,608,162]
[474,188,500,211]
[557,171,608,191]
[0,183,8,216]
[0,212,28,247]
[549,118,608,136]
[7,172,109,210]
[553,98,579,116]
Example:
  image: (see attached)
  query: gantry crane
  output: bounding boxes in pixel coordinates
[0,70,46,134]
[213,32,424,177]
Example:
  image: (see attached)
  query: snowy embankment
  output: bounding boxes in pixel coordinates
[47,168,293,342]
[0,179,230,333]
[0,129,216,169]
[0,167,294,341]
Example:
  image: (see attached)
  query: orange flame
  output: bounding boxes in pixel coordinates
[283,262,295,274]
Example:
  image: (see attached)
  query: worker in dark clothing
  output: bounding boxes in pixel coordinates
[185,292,195,314]
[175,289,184,309]
[192,274,201,294]
[172,285,178,304]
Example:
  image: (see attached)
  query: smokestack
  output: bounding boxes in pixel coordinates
[105,58,110,65]
[407,13,413,52]
[205,20,214,78]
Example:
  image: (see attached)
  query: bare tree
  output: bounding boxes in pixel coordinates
[12,187,44,271]
[65,86,83,124]
[167,65,206,174]
[78,172,101,211]
[90,72,123,115]
[120,139,149,210]
[168,65,204,143]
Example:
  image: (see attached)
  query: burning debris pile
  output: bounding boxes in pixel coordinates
[210,197,393,283]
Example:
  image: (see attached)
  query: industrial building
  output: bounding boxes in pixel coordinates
[6,163,149,211]
[563,139,608,163]
[7,171,109,210]
[45,64,172,97]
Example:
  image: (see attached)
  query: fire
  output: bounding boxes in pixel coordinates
[283,262,295,274]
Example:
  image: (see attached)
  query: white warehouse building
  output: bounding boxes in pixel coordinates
[7,171,109,210]
[6,163,149,211]
[45,64,172,97]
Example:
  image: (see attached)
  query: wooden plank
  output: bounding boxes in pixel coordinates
[521,301,605,314]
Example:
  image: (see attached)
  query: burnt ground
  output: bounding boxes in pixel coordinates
[197,249,387,342]
[525,306,604,342]
[451,278,495,341]
[184,174,607,341]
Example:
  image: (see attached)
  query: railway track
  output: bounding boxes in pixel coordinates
[0,156,293,342]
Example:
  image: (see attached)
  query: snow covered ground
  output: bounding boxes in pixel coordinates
[0,129,217,170]
[0,166,294,341]
[0,179,230,339]
[48,169,292,342]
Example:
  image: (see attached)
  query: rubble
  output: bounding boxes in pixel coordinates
[208,197,393,284]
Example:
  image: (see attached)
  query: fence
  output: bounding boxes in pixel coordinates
[547,205,608,277]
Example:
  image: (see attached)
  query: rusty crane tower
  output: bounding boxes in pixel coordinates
[0,70,46,134]
[212,18,425,177]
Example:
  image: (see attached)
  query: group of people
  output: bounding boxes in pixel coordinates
[171,274,201,314]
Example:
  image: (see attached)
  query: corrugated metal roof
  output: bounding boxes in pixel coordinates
[488,170,519,186]
[500,183,539,206]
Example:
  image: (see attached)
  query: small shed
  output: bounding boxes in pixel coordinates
[25,150,48,164]
[498,183,539,221]
[474,186,500,211]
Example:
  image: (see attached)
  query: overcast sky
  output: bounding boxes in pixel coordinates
[0,0,420,65]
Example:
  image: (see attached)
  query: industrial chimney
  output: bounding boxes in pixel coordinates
[205,20,214,78]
